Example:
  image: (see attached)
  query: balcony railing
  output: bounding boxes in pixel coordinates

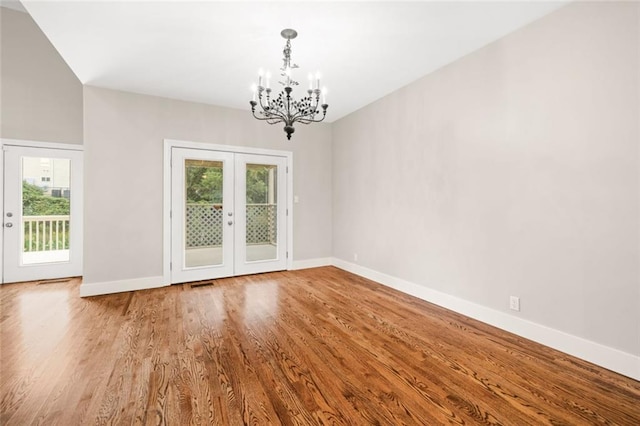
[186,203,277,248]
[23,215,70,252]
[21,206,276,253]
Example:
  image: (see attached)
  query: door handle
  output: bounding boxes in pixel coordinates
[227,221,233,226]
[5,223,13,228]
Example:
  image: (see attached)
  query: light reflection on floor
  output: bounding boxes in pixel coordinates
[18,288,70,364]
[243,281,279,323]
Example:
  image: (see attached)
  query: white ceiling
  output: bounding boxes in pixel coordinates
[1,0,26,13]
[18,0,567,122]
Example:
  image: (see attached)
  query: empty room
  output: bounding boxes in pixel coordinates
[1,0,639,424]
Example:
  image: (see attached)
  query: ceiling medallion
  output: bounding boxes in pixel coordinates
[250,29,328,140]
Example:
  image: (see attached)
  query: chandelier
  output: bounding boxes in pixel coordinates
[250,29,328,140]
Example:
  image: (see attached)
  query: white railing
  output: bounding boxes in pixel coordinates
[23,215,70,252]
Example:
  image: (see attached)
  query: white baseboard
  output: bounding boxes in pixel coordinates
[330,257,640,381]
[291,257,333,270]
[80,275,166,297]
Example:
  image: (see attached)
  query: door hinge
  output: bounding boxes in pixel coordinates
[286,166,289,173]
[286,208,288,216]
[286,251,289,259]
[169,210,172,219]
[170,262,172,270]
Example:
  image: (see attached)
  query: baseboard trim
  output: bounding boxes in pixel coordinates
[291,257,333,270]
[79,276,166,297]
[330,257,640,381]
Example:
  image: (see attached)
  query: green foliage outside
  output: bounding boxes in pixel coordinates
[186,164,223,203]
[246,165,273,204]
[22,181,70,215]
[185,164,274,204]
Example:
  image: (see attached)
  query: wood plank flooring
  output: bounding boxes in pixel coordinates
[1,267,639,425]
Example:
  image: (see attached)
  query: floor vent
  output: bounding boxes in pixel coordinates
[37,278,71,285]
[191,281,216,288]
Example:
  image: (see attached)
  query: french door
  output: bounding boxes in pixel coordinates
[2,143,83,283]
[170,147,288,284]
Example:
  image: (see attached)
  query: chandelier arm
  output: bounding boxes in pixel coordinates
[263,108,282,119]
[256,93,274,114]
[251,113,278,123]
[295,115,325,125]
[291,108,318,122]
[251,101,287,124]
[258,101,289,123]
[251,112,286,127]
[289,102,315,121]
[258,90,290,119]
[290,95,322,122]
[265,113,287,124]
[263,93,291,119]
[292,115,312,124]
[298,108,328,124]
[251,113,279,122]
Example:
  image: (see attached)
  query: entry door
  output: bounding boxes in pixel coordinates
[2,145,83,283]
[170,148,288,284]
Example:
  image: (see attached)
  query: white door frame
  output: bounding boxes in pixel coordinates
[1,139,84,284]
[162,139,293,285]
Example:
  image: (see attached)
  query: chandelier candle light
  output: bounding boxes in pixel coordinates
[250,29,328,140]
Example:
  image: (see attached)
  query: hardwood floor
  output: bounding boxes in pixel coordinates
[1,267,639,425]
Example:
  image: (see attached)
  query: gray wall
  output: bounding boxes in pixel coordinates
[0,7,83,143]
[83,86,332,284]
[332,1,639,356]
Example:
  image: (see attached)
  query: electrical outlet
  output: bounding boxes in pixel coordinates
[509,296,520,312]
[353,253,358,262]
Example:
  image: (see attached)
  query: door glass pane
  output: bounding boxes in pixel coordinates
[246,164,278,262]
[21,157,71,265]
[184,159,224,268]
